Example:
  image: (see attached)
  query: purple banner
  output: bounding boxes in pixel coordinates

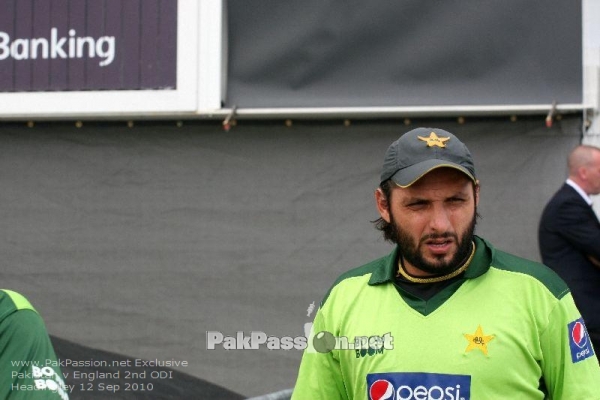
[0,0,177,92]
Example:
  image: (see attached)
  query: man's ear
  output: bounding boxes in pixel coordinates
[375,188,391,223]
[579,165,590,183]
[474,180,480,206]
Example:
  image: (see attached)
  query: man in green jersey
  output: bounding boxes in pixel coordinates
[292,128,600,399]
[1,289,69,399]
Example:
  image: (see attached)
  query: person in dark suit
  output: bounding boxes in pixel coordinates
[539,144,600,352]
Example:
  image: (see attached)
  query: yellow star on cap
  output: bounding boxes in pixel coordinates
[418,132,450,148]
[464,325,495,355]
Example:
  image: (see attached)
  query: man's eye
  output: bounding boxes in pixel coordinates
[448,198,465,204]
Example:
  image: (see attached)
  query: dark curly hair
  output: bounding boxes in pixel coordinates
[372,180,396,243]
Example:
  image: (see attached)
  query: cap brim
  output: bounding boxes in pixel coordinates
[390,160,476,188]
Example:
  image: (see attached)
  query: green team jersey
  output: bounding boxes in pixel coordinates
[292,236,600,400]
[1,290,69,399]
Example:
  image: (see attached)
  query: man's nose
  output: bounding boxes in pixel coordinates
[428,205,452,232]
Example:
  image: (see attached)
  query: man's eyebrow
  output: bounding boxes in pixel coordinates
[448,191,469,198]
[401,197,429,205]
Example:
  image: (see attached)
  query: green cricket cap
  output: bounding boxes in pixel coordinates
[380,127,476,187]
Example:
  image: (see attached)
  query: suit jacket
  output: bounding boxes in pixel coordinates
[539,183,600,331]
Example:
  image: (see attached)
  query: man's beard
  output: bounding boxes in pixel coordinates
[390,211,477,276]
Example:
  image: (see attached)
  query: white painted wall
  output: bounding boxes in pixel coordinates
[0,0,225,119]
[583,0,600,215]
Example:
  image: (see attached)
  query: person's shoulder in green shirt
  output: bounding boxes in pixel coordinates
[0,289,69,399]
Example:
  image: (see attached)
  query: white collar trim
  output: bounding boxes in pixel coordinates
[566,179,593,205]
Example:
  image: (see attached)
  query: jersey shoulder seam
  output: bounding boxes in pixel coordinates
[489,251,569,300]
[0,290,38,323]
[320,256,387,307]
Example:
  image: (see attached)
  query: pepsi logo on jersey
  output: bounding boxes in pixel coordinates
[367,372,470,400]
[568,318,595,363]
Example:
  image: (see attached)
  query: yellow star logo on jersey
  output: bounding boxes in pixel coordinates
[464,325,495,355]
[418,132,450,148]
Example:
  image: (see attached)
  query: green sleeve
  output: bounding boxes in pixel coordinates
[540,293,600,399]
[291,307,348,400]
[0,294,69,399]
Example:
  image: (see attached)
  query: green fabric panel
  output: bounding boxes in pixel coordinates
[489,247,570,300]
[320,251,396,307]
[0,290,37,313]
